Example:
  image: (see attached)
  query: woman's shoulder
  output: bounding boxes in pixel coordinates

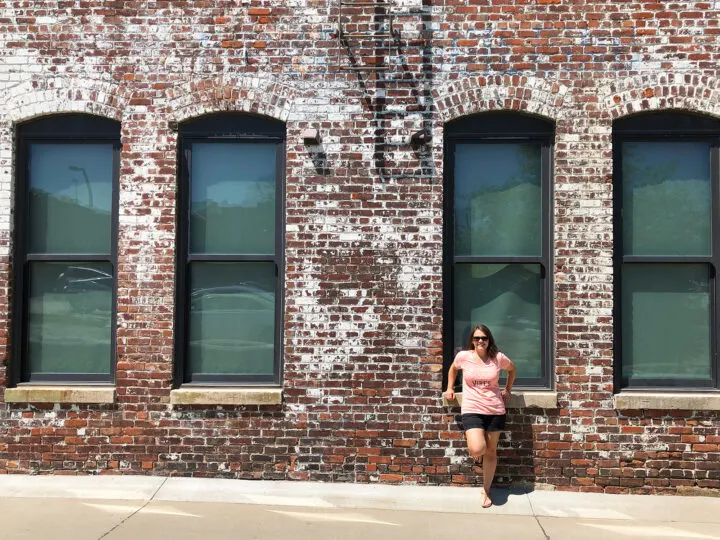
[494,351,512,367]
[453,350,471,364]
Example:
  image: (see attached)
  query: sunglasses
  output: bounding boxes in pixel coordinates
[472,336,489,342]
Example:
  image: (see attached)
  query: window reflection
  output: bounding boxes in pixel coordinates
[29,144,113,254]
[622,263,711,380]
[28,262,112,375]
[454,144,542,257]
[188,262,275,376]
[622,142,711,256]
[454,263,542,377]
[190,143,276,255]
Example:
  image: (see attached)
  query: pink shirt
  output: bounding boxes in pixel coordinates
[453,350,512,415]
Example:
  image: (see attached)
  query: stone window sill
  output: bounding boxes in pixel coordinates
[614,392,720,411]
[4,385,115,404]
[170,387,282,406]
[443,390,557,409]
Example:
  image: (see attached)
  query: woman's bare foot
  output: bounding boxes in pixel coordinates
[481,489,493,508]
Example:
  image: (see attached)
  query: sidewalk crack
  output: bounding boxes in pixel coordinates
[526,492,550,540]
[96,477,170,540]
[150,476,170,501]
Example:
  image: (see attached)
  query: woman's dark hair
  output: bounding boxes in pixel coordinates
[465,324,500,358]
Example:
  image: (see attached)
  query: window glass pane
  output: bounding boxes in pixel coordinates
[190,143,277,255]
[622,142,711,256]
[622,263,711,381]
[29,144,114,254]
[188,262,275,377]
[453,263,542,378]
[454,144,541,257]
[27,262,112,376]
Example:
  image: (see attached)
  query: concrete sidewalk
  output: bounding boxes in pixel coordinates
[1,475,719,539]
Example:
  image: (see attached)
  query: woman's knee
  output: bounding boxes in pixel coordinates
[469,445,486,461]
[483,447,497,458]
[482,431,501,458]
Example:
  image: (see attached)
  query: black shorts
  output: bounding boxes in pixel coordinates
[461,413,506,432]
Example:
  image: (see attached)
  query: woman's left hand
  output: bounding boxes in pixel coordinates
[501,388,511,403]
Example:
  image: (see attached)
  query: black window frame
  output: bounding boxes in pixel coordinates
[11,114,121,385]
[443,112,554,390]
[174,113,285,387]
[613,111,720,391]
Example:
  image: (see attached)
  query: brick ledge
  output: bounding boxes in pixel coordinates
[614,392,720,411]
[4,385,115,404]
[443,390,557,409]
[170,387,282,406]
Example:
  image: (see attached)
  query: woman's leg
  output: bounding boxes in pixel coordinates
[481,430,502,507]
[465,428,486,464]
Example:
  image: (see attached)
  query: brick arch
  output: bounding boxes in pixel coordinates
[433,75,569,123]
[2,77,127,123]
[600,72,720,119]
[166,77,298,124]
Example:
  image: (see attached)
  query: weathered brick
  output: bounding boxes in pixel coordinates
[0,0,717,496]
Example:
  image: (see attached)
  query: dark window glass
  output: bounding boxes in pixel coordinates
[190,143,277,255]
[445,113,553,389]
[454,144,542,257]
[454,263,542,378]
[177,114,284,384]
[622,142,710,256]
[28,262,113,375]
[29,144,114,254]
[188,262,276,377]
[14,115,119,383]
[614,112,720,389]
[621,263,711,381]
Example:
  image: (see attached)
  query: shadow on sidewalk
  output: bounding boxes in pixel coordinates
[489,487,533,506]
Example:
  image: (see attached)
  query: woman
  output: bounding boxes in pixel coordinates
[444,324,516,508]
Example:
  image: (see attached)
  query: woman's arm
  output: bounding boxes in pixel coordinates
[444,362,459,401]
[502,360,516,402]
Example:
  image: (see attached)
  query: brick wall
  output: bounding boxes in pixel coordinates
[0,0,719,494]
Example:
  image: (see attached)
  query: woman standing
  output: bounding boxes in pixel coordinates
[444,324,516,508]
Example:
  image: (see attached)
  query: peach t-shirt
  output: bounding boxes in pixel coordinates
[453,350,512,415]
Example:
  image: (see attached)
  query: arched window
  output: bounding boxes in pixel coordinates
[613,111,720,390]
[175,113,285,385]
[444,112,554,388]
[13,114,121,383]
